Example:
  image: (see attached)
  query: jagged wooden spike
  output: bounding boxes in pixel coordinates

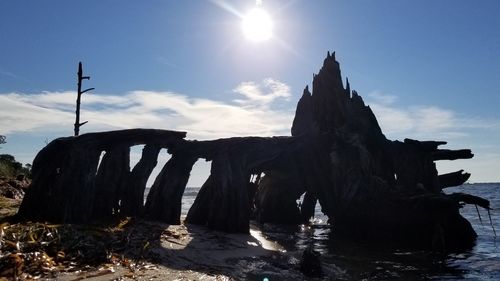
[74,62,94,136]
[345,77,350,96]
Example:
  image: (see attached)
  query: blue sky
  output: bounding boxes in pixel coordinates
[1,0,500,184]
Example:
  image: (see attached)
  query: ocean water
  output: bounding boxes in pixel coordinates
[157,184,500,280]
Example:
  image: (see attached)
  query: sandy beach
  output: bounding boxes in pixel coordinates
[1,211,339,280]
[54,221,294,281]
[0,179,335,280]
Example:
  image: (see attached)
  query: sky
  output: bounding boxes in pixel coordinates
[1,0,500,185]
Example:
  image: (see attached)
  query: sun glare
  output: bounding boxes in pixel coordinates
[241,8,273,42]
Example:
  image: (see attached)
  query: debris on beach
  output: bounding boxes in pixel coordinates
[0,176,29,200]
[15,52,490,258]
[0,218,183,279]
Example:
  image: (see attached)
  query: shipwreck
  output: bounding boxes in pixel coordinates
[17,52,490,251]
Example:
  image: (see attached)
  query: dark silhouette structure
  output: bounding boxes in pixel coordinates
[74,62,94,136]
[17,53,490,251]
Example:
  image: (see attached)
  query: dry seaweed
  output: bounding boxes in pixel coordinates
[0,218,168,280]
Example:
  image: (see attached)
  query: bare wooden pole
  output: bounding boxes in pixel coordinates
[74,62,94,136]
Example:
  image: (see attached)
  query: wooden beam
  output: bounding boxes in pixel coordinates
[432,149,474,161]
[439,170,471,189]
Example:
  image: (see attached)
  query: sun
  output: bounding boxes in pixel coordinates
[241,8,274,42]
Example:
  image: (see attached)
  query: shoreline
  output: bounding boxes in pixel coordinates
[2,183,498,280]
[1,210,329,280]
[0,179,331,280]
[56,219,339,280]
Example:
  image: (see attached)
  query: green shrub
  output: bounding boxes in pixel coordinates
[0,154,31,179]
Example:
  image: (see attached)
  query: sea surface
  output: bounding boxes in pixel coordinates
[151,184,500,280]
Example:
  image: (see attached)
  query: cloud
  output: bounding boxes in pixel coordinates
[366,91,500,140]
[365,91,500,182]
[0,93,74,134]
[0,68,18,79]
[2,86,500,183]
[2,86,496,142]
[233,78,291,108]
[0,79,294,140]
[368,91,398,105]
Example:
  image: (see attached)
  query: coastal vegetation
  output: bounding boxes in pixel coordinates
[0,136,32,179]
[0,154,31,180]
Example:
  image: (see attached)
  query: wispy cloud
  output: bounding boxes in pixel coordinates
[0,67,30,83]
[368,91,398,105]
[2,86,500,183]
[366,91,500,182]
[233,78,291,108]
[0,69,18,79]
[366,91,500,140]
[0,79,294,140]
[0,93,73,134]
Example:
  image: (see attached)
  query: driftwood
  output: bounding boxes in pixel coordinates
[185,137,305,233]
[17,129,185,222]
[144,149,197,224]
[92,146,130,219]
[74,62,94,136]
[121,144,161,216]
[439,170,471,189]
[16,53,490,251]
[266,52,486,250]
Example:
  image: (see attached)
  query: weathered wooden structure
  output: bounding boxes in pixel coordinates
[17,53,490,250]
[74,62,94,136]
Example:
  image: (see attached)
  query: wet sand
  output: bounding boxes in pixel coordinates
[52,221,314,281]
[0,190,325,280]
